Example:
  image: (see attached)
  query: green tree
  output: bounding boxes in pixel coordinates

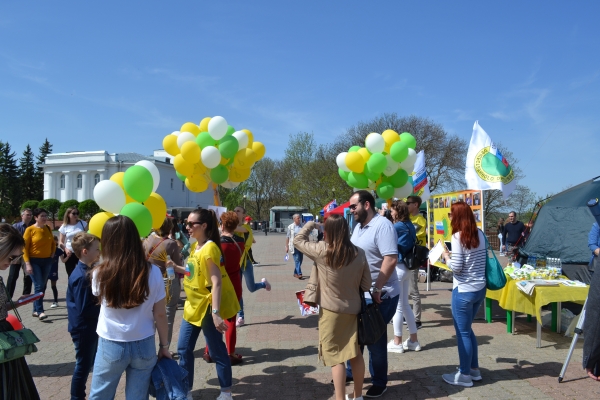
[39,198,61,229]
[246,158,289,222]
[20,200,39,211]
[19,145,37,202]
[78,199,100,221]
[35,139,52,200]
[58,199,79,221]
[218,182,250,215]
[0,141,21,219]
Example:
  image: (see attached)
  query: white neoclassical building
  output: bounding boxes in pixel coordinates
[43,150,214,208]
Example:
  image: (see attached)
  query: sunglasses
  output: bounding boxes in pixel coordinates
[8,253,23,263]
[406,202,416,205]
[348,203,358,210]
[71,212,79,215]
[186,221,202,228]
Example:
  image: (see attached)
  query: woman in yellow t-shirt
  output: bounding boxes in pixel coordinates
[177,209,239,400]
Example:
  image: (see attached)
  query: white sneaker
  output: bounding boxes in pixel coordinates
[402,339,422,351]
[261,278,271,291]
[236,317,244,327]
[346,396,364,400]
[216,392,233,400]
[50,302,58,308]
[387,339,404,353]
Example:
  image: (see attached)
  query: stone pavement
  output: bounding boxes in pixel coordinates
[2,232,599,399]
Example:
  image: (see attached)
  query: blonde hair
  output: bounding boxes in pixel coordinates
[71,232,99,259]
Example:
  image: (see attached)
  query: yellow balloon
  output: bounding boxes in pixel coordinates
[89,211,115,239]
[144,192,167,230]
[110,172,136,204]
[180,141,201,164]
[199,117,211,132]
[185,176,209,192]
[163,135,180,156]
[382,129,400,153]
[251,141,265,160]
[230,167,251,182]
[345,152,365,173]
[192,162,206,175]
[233,148,256,169]
[242,129,254,147]
[220,157,230,166]
[180,122,200,136]
[357,147,371,163]
[174,154,194,176]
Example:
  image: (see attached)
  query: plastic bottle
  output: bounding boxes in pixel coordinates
[166,255,175,280]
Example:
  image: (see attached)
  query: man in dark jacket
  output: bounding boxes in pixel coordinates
[502,211,525,256]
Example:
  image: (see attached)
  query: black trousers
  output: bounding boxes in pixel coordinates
[6,262,32,299]
[65,253,80,278]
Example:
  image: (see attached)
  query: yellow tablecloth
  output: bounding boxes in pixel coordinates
[486,276,589,324]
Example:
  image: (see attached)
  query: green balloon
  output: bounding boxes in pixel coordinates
[390,141,409,163]
[195,132,216,149]
[376,182,395,200]
[389,168,409,188]
[338,168,349,181]
[210,164,229,184]
[218,136,239,159]
[176,171,186,182]
[120,203,153,237]
[400,132,417,150]
[348,145,361,152]
[367,153,387,175]
[123,165,153,203]
[226,125,236,136]
[363,164,380,181]
[348,172,368,189]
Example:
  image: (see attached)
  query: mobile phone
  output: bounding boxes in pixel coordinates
[380,290,389,300]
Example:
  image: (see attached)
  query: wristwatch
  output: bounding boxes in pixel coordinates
[372,287,382,293]
[212,309,220,315]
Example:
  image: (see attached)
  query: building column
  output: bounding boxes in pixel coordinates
[80,171,88,201]
[44,173,53,200]
[63,172,71,202]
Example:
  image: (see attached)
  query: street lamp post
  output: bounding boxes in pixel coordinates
[243,194,246,209]
[332,187,335,199]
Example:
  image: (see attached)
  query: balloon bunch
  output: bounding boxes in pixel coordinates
[162,116,265,191]
[336,130,418,200]
[89,160,167,238]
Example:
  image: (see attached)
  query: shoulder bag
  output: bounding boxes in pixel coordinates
[401,222,429,271]
[0,280,40,364]
[357,290,387,346]
[482,231,507,291]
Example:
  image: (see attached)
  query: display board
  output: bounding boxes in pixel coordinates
[428,189,484,247]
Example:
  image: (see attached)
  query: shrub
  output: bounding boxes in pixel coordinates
[20,200,39,212]
[58,200,79,220]
[39,198,61,228]
[78,199,100,221]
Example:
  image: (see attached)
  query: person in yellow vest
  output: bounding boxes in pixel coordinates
[407,196,426,329]
[177,209,240,400]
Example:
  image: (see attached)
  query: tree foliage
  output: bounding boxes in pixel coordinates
[58,199,79,220]
[35,139,53,201]
[20,200,39,211]
[218,181,249,215]
[78,199,100,221]
[19,145,37,202]
[39,198,61,229]
[0,142,20,219]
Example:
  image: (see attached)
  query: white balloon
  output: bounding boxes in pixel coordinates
[394,182,413,199]
[177,132,196,148]
[368,180,377,190]
[208,116,228,140]
[365,133,385,154]
[400,148,417,172]
[201,146,221,169]
[336,152,351,172]
[383,155,399,176]
[221,180,240,189]
[93,180,125,214]
[232,131,249,149]
[171,131,180,136]
[135,160,160,192]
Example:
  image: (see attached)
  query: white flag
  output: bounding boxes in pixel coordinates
[465,121,517,199]
[412,150,430,202]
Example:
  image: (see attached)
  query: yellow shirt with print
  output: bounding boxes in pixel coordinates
[410,214,427,246]
[183,241,240,326]
[234,223,254,268]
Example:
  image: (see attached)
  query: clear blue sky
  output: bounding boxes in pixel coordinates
[1,1,599,198]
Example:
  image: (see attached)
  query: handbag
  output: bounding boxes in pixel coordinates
[0,282,40,364]
[303,263,319,307]
[357,290,387,346]
[401,222,429,271]
[482,231,507,291]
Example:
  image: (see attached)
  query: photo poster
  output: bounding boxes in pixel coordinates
[428,189,483,248]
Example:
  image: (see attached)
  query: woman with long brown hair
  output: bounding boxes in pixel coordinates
[441,201,487,387]
[294,214,371,400]
[89,216,170,399]
[59,206,88,277]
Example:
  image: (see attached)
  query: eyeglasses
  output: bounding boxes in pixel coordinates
[71,212,79,215]
[448,213,453,219]
[38,214,48,219]
[8,253,23,263]
[406,202,416,205]
[186,221,202,228]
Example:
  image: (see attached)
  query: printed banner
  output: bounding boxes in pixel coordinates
[428,189,483,248]
[412,150,430,202]
[323,199,337,214]
[465,121,517,200]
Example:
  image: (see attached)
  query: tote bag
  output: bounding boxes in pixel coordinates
[357,291,387,346]
[482,231,507,291]
[0,281,39,364]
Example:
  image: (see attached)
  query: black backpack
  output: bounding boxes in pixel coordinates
[401,222,429,270]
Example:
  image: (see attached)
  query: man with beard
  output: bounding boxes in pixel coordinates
[345,190,399,398]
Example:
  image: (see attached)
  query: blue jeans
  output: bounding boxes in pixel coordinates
[293,251,303,276]
[28,257,52,314]
[89,335,157,400]
[451,286,487,375]
[71,330,98,400]
[238,259,266,319]
[177,317,232,391]
[346,294,399,387]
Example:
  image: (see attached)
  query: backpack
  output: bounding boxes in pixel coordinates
[401,222,430,271]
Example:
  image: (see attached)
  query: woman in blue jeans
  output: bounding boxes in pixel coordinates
[89,216,171,399]
[23,208,56,321]
[442,201,487,387]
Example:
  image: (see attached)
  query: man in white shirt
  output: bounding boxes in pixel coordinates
[285,214,304,279]
[345,190,399,398]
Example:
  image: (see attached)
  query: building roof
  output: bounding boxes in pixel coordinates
[114,152,153,163]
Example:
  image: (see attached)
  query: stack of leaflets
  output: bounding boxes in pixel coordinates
[558,279,587,287]
[516,279,560,296]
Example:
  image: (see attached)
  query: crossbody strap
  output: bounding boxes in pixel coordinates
[1,276,24,326]
[147,237,168,260]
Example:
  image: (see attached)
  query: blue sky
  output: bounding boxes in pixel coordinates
[1,1,599,198]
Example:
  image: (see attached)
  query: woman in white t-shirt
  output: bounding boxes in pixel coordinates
[58,207,88,277]
[89,215,171,400]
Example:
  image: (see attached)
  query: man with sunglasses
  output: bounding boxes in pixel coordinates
[345,190,399,398]
[406,195,426,329]
[6,208,33,299]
